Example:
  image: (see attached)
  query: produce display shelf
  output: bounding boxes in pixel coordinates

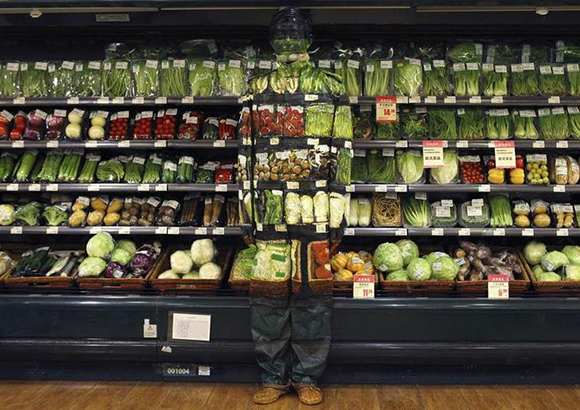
[0,226,245,235]
[344,227,577,237]
[351,184,575,193]
[0,140,241,150]
[352,140,578,150]
[0,183,240,193]
[355,96,580,106]
[0,96,242,107]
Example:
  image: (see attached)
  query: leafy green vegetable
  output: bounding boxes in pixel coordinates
[0,62,20,97]
[373,242,404,272]
[385,270,409,281]
[407,257,432,280]
[489,194,513,227]
[431,150,459,184]
[458,108,485,139]
[563,245,580,265]
[486,110,511,140]
[14,202,41,226]
[447,43,483,64]
[160,60,188,97]
[396,150,424,184]
[77,154,100,183]
[523,240,547,265]
[102,60,132,97]
[365,59,391,96]
[431,256,459,280]
[96,159,125,182]
[48,61,75,97]
[569,108,580,139]
[376,122,399,140]
[188,59,216,97]
[429,108,457,140]
[422,60,451,96]
[568,64,580,96]
[351,154,368,183]
[511,65,539,96]
[538,108,569,140]
[539,65,566,96]
[75,61,102,97]
[20,62,49,97]
[452,64,481,96]
[512,111,539,139]
[541,251,569,272]
[124,155,145,183]
[459,199,490,228]
[335,148,352,185]
[401,110,428,140]
[217,60,245,96]
[430,201,457,227]
[393,59,422,97]
[263,190,283,225]
[368,150,395,183]
[132,59,159,97]
[42,205,69,226]
[305,103,334,137]
[395,239,419,266]
[482,65,508,97]
[335,59,361,97]
[333,105,354,139]
[403,196,431,227]
[36,150,64,183]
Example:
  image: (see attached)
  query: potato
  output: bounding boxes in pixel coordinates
[68,210,87,227]
[90,197,108,211]
[107,198,124,213]
[533,213,551,228]
[104,212,121,226]
[87,210,105,226]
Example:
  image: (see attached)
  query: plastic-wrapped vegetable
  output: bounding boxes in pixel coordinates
[124,155,145,183]
[401,108,428,140]
[160,60,188,97]
[335,58,362,97]
[459,198,490,228]
[217,60,246,96]
[431,200,457,227]
[539,65,566,96]
[512,110,539,139]
[457,108,485,140]
[376,122,399,140]
[102,60,132,97]
[394,58,422,97]
[538,108,569,140]
[448,43,483,97]
[333,105,353,139]
[396,150,424,184]
[305,103,334,137]
[14,151,39,182]
[20,62,49,97]
[132,59,159,97]
[365,59,392,97]
[334,148,352,185]
[486,109,511,140]
[429,108,457,140]
[0,62,20,97]
[422,60,452,96]
[351,151,368,183]
[368,149,396,183]
[188,59,216,96]
[430,150,459,184]
[76,61,102,97]
[569,107,580,139]
[77,153,100,183]
[96,159,125,182]
[48,61,75,97]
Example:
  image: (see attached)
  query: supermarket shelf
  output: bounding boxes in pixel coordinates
[352,140,577,150]
[0,140,240,150]
[356,96,580,106]
[345,227,578,237]
[0,183,240,192]
[0,96,242,107]
[351,184,575,193]
[0,226,245,235]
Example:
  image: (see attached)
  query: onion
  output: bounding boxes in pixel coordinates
[91,115,106,127]
[65,123,82,139]
[68,112,83,124]
[88,125,105,140]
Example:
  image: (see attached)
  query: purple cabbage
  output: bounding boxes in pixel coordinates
[104,261,127,279]
[130,253,153,276]
[136,244,157,259]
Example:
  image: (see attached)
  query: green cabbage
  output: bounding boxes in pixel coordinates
[385,269,409,281]
[425,251,449,266]
[373,242,404,272]
[565,265,580,281]
[563,246,580,265]
[78,256,107,277]
[396,150,424,184]
[541,251,569,272]
[430,150,459,184]
[431,256,459,280]
[407,257,432,281]
[117,240,137,256]
[86,232,116,259]
[110,248,132,266]
[395,240,419,267]
[537,271,562,281]
[523,241,547,266]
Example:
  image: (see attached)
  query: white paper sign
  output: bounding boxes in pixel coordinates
[172,313,211,341]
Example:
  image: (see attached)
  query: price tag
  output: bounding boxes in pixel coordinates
[548,96,560,104]
[395,185,407,192]
[346,185,355,192]
[493,141,516,169]
[286,181,299,190]
[375,96,397,123]
[156,184,168,192]
[493,228,506,236]
[154,140,167,148]
[353,275,375,299]
[469,96,482,104]
[195,227,208,235]
[422,141,444,168]
[458,228,471,236]
[344,228,355,236]
[557,228,569,237]
[112,97,124,104]
[6,184,18,191]
[46,227,58,235]
[85,141,98,148]
[138,184,150,191]
[181,96,194,104]
[349,96,358,104]
[97,97,110,105]
[374,185,388,192]
[488,274,509,299]
[118,227,131,234]
[395,228,407,236]
[28,184,41,192]
[444,96,456,104]
[456,140,469,148]
[13,97,25,105]
[155,97,167,105]
[554,185,566,192]
[155,227,168,235]
[89,227,102,234]
[522,228,535,236]
[396,96,408,104]
[11,141,24,148]
[47,184,59,191]
[118,141,131,148]
[533,141,545,148]
[87,184,100,191]
[213,140,226,148]
[214,227,225,235]
[478,184,491,192]
[396,140,408,148]
[315,224,328,233]
[67,97,80,105]
[168,227,180,235]
[215,184,228,192]
[143,319,157,339]
[557,141,569,149]
[425,96,437,104]
[10,227,22,235]
[47,141,59,148]
[491,96,504,104]
[132,97,145,104]
[431,228,444,236]
[409,96,421,104]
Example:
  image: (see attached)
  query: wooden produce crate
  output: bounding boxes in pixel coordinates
[149,248,233,293]
[456,249,531,296]
[3,248,76,290]
[518,250,580,295]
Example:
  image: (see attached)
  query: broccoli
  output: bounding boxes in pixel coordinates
[42,205,68,226]
[14,202,42,226]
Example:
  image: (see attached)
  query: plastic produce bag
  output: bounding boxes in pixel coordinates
[48,61,75,97]
[368,149,396,183]
[188,59,216,96]
[538,107,569,140]
[394,58,422,97]
[102,60,132,97]
[512,110,539,139]
[132,59,159,97]
[20,62,49,97]
[0,62,20,97]
[76,61,102,97]
[400,107,428,140]
[160,59,188,97]
[429,108,457,140]
[457,108,485,140]
[217,59,246,96]
[486,109,511,140]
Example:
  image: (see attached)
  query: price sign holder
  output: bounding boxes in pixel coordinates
[353,274,375,299]
[422,140,445,168]
[488,274,509,299]
[375,96,397,123]
[494,141,516,169]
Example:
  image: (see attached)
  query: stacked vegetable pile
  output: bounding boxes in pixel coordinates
[453,241,522,281]
[330,250,375,281]
[523,241,580,281]
[158,239,222,280]
[8,247,82,279]
[373,239,460,281]
[77,233,160,279]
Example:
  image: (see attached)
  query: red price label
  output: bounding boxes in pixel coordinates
[353,275,375,299]
[422,140,445,168]
[493,141,516,169]
[488,274,510,299]
[376,96,397,123]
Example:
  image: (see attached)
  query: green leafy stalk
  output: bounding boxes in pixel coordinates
[0,62,20,97]
[458,108,485,140]
[77,154,100,183]
[482,65,508,97]
[333,105,353,139]
[376,122,399,140]
[569,110,580,139]
[512,111,539,140]
[364,59,391,96]
[368,151,395,183]
[401,111,428,140]
[422,61,451,96]
[102,60,132,97]
[511,65,539,96]
[538,109,569,140]
[335,59,361,97]
[429,108,457,140]
[217,60,245,96]
[539,65,566,96]
[567,64,580,96]
[404,196,430,227]
[351,155,368,183]
[75,62,102,97]
[394,59,422,97]
[396,150,424,184]
[486,112,511,140]
[188,59,216,97]
[489,194,513,227]
[305,103,334,137]
[48,62,75,97]
[160,60,188,97]
[335,148,352,185]
[132,59,159,97]
[20,62,49,97]
[263,190,283,225]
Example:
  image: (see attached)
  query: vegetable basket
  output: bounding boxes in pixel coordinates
[456,247,531,296]
[292,241,332,296]
[518,249,580,295]
[2,247,75,290]
[251,275,291,299]
[379,247,456,296]
[149,247,233,293]
[74,255,162,291]
[330,248,378,295]
[228,259,250,291]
